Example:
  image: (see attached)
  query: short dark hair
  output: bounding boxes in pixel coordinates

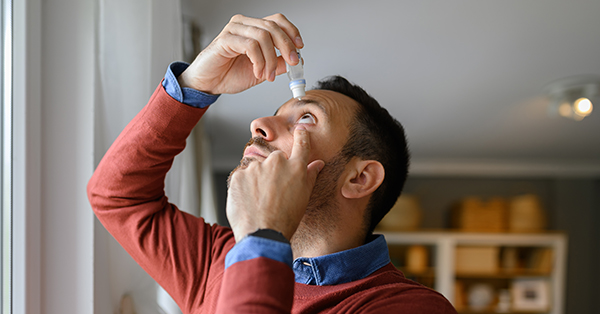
[313,76,410,235]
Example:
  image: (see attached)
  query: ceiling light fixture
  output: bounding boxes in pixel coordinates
[545,75,599,121]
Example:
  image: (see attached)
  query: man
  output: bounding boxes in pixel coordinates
[88,13,456,313]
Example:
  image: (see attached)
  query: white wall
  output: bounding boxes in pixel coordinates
[41,0,96,312]
[15,0,208,312]
[93,0,190,312]
[13,0,95,313]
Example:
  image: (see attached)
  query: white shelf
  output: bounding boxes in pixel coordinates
[381,231,568,314]
[409,159,600,178]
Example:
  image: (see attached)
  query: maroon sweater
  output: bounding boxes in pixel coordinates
[88,84,457,314]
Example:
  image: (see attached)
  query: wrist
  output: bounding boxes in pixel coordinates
[177,69,199,90]
[176,62,224,96]
[248,228,290,244]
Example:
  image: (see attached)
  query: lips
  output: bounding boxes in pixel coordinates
[243,145,268,159]
[241,137,278,159]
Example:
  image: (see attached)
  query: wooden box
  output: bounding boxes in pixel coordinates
[451,197,507,232]
[455,246,499,274]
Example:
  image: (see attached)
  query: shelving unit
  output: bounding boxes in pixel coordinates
[382,231,567,314]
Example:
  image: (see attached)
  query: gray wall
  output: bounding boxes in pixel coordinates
[593,180,600,314]
[552,179,597,314]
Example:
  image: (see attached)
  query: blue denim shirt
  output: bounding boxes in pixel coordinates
[162,62,220,108]
[162,62,391,285]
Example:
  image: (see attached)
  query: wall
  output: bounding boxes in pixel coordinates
[14,0,211,312]
[41,0,96,311]
[593,180,600,314]
[553,179,596,314]
[13,0,96,313]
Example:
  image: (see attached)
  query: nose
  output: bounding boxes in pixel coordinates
[250,116,283,141]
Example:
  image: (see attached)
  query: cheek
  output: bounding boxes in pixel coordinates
[290,131,340,161]
[307,137,336,162]
[279,140,295,159]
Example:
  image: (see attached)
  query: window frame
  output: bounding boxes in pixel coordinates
[12,0,43,313]
[1,0,12,312]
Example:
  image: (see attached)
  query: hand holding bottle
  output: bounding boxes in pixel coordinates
[177,13,304,95]
[286,50,306,99]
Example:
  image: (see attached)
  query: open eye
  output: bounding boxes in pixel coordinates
[297,112,316,125]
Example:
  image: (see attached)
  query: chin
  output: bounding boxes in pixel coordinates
[227,157,256,188]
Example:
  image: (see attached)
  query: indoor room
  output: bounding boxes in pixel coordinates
[8,1,599,314]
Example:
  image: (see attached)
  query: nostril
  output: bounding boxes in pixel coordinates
[256,128,267,137]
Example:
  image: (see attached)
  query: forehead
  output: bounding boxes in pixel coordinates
[277,89,360,126]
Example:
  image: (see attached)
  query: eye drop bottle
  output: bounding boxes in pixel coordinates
[286,50,306,99]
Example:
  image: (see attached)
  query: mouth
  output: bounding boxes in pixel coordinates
[241,137,279,160]
[243,145,268,159]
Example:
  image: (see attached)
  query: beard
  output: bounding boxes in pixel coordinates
[227,137,278,188]
[227,137,348,251]
[290,153,346,253]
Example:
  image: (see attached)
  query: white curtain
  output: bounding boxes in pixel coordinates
[96,0,217,313]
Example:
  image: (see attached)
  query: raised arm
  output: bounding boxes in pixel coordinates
[87,84,232,312]
[88,13,307,313]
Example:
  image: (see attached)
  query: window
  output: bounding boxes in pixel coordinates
[0,0,12,312]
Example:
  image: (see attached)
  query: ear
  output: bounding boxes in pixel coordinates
[341,159,385,200]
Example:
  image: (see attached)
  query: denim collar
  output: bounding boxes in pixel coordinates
[293,234,390,286]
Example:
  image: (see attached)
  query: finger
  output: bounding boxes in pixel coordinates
[223,24,277,80]
[306,159,325,186]
[289,126,311,164]
[225,22,279,81]
[231,13,301,66]
[275,56,287,76]
[216,32,266,80]
[264,13,304,49]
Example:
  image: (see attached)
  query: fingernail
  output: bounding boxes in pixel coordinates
[270,70,276,81]
[289,51,299,64]
[317,161,325,172]
[295,36,304,48]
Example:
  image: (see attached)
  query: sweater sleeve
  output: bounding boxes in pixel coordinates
[87,83,234,313]
[216,257,295,314]
[213,234,295,312]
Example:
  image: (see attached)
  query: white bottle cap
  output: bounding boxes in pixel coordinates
[290,79,306,99]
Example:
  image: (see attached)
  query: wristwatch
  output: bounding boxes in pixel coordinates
[249,229,290,244]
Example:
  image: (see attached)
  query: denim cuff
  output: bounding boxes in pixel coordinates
[225,235,293,269]
[162,61,220,108]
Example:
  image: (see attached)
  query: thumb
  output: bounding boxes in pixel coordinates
[306,159,325,187]
[275,56,288,77]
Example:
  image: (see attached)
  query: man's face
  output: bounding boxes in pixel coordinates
[229,89,360,246]
[240,89,359,169]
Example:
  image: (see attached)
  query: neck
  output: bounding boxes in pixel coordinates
[290,229,365,260]
[290,201,367,260]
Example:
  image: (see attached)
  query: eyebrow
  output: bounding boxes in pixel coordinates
[274,98,329,121]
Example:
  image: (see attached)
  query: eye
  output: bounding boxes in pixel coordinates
[297,112,316,125]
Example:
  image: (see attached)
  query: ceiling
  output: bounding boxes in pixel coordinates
[185,1,600,176]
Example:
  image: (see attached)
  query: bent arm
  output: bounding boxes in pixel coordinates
[89,12,307,312]
[216,236,295,313]
[87,83,233,312]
